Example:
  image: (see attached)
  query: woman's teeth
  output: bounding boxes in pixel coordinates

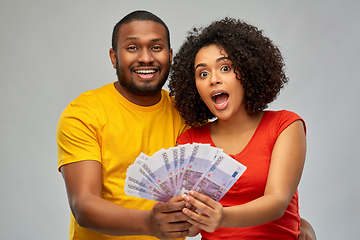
[212,93,229,105]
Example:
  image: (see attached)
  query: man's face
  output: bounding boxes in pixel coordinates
[112,20,172,97]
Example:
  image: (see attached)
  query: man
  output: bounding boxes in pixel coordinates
[57,10,316,240]
[57,10,191,240]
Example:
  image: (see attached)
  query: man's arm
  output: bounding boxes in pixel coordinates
[61,160,192,239]
[299,218,317,240]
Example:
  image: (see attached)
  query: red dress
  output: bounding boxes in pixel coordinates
[177,110,306,239]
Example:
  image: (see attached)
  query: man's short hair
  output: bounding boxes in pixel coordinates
[112,10,171,52]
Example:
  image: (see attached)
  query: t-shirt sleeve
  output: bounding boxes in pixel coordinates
[177,128,194,145]
[57,101,101,171]
[276,111,306,138]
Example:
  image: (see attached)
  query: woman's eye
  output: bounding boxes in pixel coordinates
[221,66,231,72]
[200,72,208,78]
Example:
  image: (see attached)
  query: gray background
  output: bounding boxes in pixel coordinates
[1,0,359,239]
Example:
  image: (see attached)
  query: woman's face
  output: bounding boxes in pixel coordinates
[194,44,246,121]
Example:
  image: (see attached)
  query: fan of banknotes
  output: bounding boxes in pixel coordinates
[125,143,247,202]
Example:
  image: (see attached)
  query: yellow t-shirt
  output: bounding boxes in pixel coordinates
[57,83,187,240]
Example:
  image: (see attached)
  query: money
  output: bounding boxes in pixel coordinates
[176,143,222,195]
[125,143,246,202]
[193,152,246,201]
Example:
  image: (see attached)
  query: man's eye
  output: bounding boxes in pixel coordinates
[152,46,162,51]
[200,72,208,78]
[128,46,137,50]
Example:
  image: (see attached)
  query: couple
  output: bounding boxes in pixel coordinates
[57,10,316,240]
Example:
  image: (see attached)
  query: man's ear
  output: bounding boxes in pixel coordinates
[169,48,173,65]
[109,48,117,69]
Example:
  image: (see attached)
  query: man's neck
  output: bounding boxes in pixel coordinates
[114,81,162,106]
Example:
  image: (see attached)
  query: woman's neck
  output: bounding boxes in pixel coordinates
[210,111,264,155]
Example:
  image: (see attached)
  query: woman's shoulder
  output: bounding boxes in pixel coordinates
[177,124,211,145]
[265,109,301,118]
[263,110,306,135]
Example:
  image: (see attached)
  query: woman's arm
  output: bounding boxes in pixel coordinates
[182,120,306,231]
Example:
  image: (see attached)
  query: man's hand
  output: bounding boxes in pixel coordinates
[298,218,317,240]
[149,195,193,239]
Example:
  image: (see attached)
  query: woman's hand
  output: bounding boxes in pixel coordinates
[168,194,196,211]
[167,194,201,237]
[181,190,224,233]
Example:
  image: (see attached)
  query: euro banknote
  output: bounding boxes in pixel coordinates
[124,143,246,202]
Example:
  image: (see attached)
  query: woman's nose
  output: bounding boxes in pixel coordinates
[210,72,222,85]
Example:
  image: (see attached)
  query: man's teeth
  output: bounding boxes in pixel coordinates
[135,69,156,74]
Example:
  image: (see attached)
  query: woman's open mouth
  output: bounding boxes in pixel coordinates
[211,90,229,110]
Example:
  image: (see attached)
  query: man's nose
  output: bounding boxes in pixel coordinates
[138,49,154,64]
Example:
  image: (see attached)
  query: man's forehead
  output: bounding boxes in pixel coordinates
[118,20,167,42]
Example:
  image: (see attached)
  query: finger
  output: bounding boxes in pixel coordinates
[182,208,213,233]
[150,208,192,239]
[156,201,187,213]
[169,210,192,223]
[297,232,306,240]
[182,207,212,228]
[164,220,193,232]
[185,202,195,211]
[183,192,224,232]
[189,191,218,209]
[161,230,189,240]
[182,193,216,217]
[183,208,221,233]
[182,207,205,222]
[189,191,223,217]
[168,194,186,203]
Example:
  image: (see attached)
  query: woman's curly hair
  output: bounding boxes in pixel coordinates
[169,17,288,126]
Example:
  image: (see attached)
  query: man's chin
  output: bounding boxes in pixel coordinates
[117,71,168,97]
[124,84,163,96]
[135,89,161,97]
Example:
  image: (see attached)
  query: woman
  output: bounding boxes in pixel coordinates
[169,18,313,239]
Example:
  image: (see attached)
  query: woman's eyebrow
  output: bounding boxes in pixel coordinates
[195,56,230,70]
[216,56,230,63]
[195,63,207,70]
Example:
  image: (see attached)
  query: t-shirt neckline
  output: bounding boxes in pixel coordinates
[207,111,267,157]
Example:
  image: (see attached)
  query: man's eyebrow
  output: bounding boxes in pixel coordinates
[124,36,139,41]
[124,37,165,43]
[195,56,230,70]
[150,38,165,43]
